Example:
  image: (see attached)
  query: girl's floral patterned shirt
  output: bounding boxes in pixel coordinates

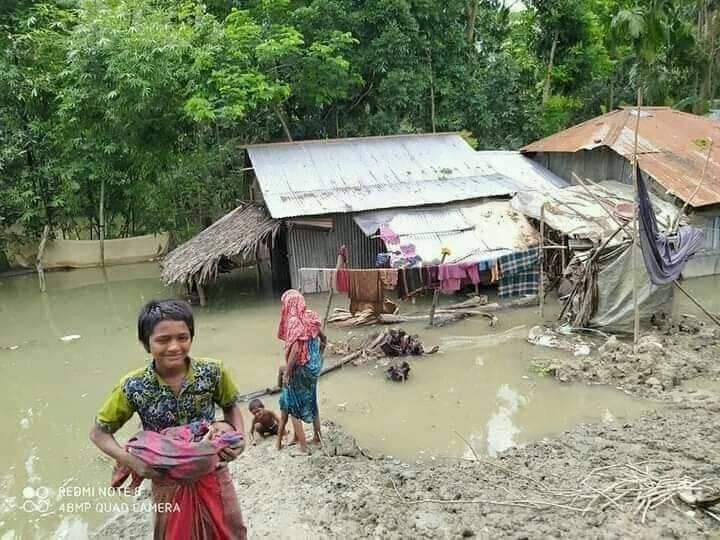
[95,358,239,433]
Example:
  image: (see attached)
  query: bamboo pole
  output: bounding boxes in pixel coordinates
[196,276,207,307]
[672,138,714,232]
[322,288,334,330]
[631,88,643,350]
[36,224,49,293]
[539,203,545,317]
[429,253,448,326]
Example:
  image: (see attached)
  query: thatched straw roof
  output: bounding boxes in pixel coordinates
[161,203,280,286]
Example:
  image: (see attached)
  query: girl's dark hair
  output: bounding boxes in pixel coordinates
[137,299,195,352]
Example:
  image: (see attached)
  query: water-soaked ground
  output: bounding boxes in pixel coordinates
[3,264,715,538]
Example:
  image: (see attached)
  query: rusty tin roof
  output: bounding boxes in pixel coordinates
[522,108,720,208]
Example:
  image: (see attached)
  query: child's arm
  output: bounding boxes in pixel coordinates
[319,331,327,353]
[248,418,258,440]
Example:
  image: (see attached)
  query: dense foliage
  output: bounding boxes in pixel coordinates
[1,0,719,246]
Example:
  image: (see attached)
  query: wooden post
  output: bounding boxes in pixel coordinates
[36,224,49,293]
[324,251,345,329]
[539,204,545,317]
[196,276,207,307]
[99,177,105,267]
[429,253,448,326]
[560,235,567,273]
[631,88,643,350]
[322,288,334,330]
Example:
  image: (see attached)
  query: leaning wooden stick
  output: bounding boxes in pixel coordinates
[673,280,720,327]
[429,251,449,326]
[539,203,545,317]
[672,137,714,232]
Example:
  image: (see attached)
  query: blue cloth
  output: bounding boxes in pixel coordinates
[636,166,704,285]
[280,337,323,422]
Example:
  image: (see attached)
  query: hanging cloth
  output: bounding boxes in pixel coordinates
[636,165,704,285]
[335,245,350,293]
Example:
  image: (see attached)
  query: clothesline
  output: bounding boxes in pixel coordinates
[298,246,541,301]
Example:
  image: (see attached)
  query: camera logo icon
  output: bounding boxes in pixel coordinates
[22,486,50,513]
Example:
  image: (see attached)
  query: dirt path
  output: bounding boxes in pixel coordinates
[95,319,720,539]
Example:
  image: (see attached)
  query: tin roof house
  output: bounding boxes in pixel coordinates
[522,107,720,277]
[161,133,567,300]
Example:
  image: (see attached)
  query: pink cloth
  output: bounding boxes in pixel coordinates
[438,264,468,292]
[126,422,241,482]
[460,262,480,285]
[277,289,321,365]
[379,225,400,245]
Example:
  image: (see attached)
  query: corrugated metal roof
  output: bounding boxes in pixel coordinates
[510,181,680,243]
[353,200,539,264]
[522,107,720,207]
[247,134,567,218]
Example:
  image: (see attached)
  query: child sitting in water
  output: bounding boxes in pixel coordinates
[248,399,282,443]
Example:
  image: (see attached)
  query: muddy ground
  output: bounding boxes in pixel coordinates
[95,318,720,539]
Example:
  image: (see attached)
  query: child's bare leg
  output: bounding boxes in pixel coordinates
[277,366,285,388]
[312,415,322,444]
[289,416,308,454]
[276,410,289,450]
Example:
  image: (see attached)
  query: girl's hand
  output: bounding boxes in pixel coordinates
[282,371,290,386]
[220,440,245,462]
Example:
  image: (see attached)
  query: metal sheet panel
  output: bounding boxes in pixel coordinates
[353,200,538,264]
[523,107,720,207]
[287,213,382,289]
[248,134,568,218]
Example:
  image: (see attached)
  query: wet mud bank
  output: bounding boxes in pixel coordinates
[532,316,720,402]
[94,319,720,539]
[97,409,720,538]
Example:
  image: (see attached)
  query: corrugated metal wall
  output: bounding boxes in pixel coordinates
[287,213,383,289]
[532,149,631,186]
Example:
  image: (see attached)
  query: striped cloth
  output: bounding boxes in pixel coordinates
[498,247,540,299]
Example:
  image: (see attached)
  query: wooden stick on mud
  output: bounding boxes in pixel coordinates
[236,333,387,403]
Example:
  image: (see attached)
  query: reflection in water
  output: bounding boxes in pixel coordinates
[5,264,714,537]
[486,384,527,457]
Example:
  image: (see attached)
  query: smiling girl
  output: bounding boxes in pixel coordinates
[89,299,247,539]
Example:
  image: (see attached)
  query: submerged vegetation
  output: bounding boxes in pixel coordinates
[1,0,719,248]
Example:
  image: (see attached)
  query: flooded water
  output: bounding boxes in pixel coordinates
[3,264,716,538]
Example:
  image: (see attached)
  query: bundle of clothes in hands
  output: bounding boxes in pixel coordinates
[112,419,243,490]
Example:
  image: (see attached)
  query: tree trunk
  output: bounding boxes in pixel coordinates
[275,105,293,142]
[609,77,615,111]
[543,30,559,105]
[36,224,50,293]
[428,49,436,133]
[465,0,479,45]
[99,177,105,267]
